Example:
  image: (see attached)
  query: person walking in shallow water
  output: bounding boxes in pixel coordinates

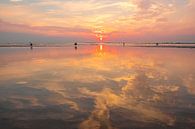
[29,42,33,49]
[74,42,78,50]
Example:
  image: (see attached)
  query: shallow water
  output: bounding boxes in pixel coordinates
[0,45,195,129]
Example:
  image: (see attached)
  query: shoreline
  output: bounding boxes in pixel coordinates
[0,44,195,48]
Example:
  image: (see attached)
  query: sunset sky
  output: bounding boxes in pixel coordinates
[0,0,195,43]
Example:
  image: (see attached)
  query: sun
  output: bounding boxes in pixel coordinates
[100,37,102,41]
[99,36,103,42]
[96,34,103,42]
[95,32,104,42]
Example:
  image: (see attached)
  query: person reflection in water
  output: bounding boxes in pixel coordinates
[75,46,77,50]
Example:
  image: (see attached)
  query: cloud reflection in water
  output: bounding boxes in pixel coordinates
[0,45,194,129]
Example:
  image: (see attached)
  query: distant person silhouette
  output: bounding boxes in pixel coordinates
[156,43,159,46]
[123,42,125,46]
[74,42,78,50]
[29,42,33,50]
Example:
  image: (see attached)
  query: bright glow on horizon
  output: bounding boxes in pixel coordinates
[0,0,195,43]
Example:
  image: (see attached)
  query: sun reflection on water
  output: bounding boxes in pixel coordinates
[100,44,103,51]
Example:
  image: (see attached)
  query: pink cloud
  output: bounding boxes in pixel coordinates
[0,19,93,38]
